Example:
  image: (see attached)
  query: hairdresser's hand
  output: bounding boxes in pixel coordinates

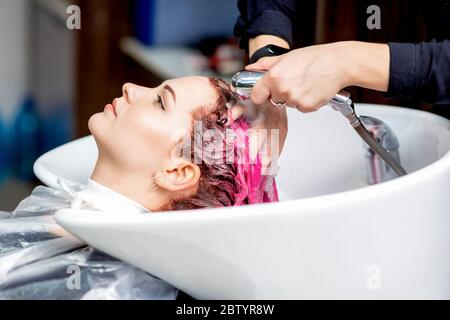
[231,100,287,174]
[246,41,390,112]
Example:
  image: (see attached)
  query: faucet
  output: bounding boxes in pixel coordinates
[359,116,403,184]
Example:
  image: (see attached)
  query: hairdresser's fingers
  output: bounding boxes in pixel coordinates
[248,129,264,162]
[250,76,272,106]
[245,55,282,71]
[245,111,269,162]
[229,103,246,121]
[292,87,336,113]
[247,56,291,105]
[251,107,280,157]
[249,124,271,164]
[256,133,280,177]
[263,67,294,108]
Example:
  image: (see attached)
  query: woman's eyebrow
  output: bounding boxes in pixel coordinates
[163,84,177,103]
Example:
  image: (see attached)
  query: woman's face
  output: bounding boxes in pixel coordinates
[88,76,218,177]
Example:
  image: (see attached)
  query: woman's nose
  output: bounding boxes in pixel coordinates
[122,83,138,103]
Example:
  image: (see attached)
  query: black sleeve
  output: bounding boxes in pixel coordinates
[386,40,450,105]
[234,0,298,51]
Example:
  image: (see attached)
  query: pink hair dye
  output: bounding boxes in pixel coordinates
[229,117,279,206]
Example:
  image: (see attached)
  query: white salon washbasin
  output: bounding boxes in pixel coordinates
[34,104,450,299]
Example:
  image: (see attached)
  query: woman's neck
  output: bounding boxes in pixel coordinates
[90,157,170,211]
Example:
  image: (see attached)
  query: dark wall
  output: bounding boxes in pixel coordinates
[294,0,449,113]
[74,0,134,137]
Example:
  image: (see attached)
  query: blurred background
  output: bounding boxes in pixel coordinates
[0,0,448,211]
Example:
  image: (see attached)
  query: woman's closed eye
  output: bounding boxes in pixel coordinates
[155,94,166,111]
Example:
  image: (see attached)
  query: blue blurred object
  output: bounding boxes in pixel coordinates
[135,0,156,45]
[39,103,74,154]
[0,112,9,184]
[13,97,41,181]
[135,0,238,46]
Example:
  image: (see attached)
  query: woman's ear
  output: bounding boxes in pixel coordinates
[155,158,200,192]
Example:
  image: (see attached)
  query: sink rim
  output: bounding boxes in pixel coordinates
[55,147,449,224]
[356,102,450,125]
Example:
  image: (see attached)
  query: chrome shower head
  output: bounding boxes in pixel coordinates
[230,70,265,100]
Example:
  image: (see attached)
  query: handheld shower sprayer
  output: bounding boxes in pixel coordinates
[230,70,407,178]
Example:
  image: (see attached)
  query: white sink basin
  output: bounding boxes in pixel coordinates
[34,104,450,299]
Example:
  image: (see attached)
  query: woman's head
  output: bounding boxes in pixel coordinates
[88,76,280,211]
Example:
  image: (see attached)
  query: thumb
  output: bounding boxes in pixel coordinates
[245,55,281,71]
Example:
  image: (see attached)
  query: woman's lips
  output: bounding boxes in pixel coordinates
[104,98,120,116]
[105,103,116,116]
[112,99,119,115]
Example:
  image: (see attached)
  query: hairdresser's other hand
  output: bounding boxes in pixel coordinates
[231,100,287,175]
[245,41,390,113]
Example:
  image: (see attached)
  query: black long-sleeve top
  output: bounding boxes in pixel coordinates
[234,0,450,114]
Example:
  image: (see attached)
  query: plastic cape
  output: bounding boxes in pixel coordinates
[0,180,177,300]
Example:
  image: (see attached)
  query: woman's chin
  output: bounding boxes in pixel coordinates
[88,112,106,136]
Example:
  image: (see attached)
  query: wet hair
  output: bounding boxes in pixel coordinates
[169,78,278,210]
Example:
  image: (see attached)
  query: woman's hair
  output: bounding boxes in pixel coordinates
[170,78,278,210]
